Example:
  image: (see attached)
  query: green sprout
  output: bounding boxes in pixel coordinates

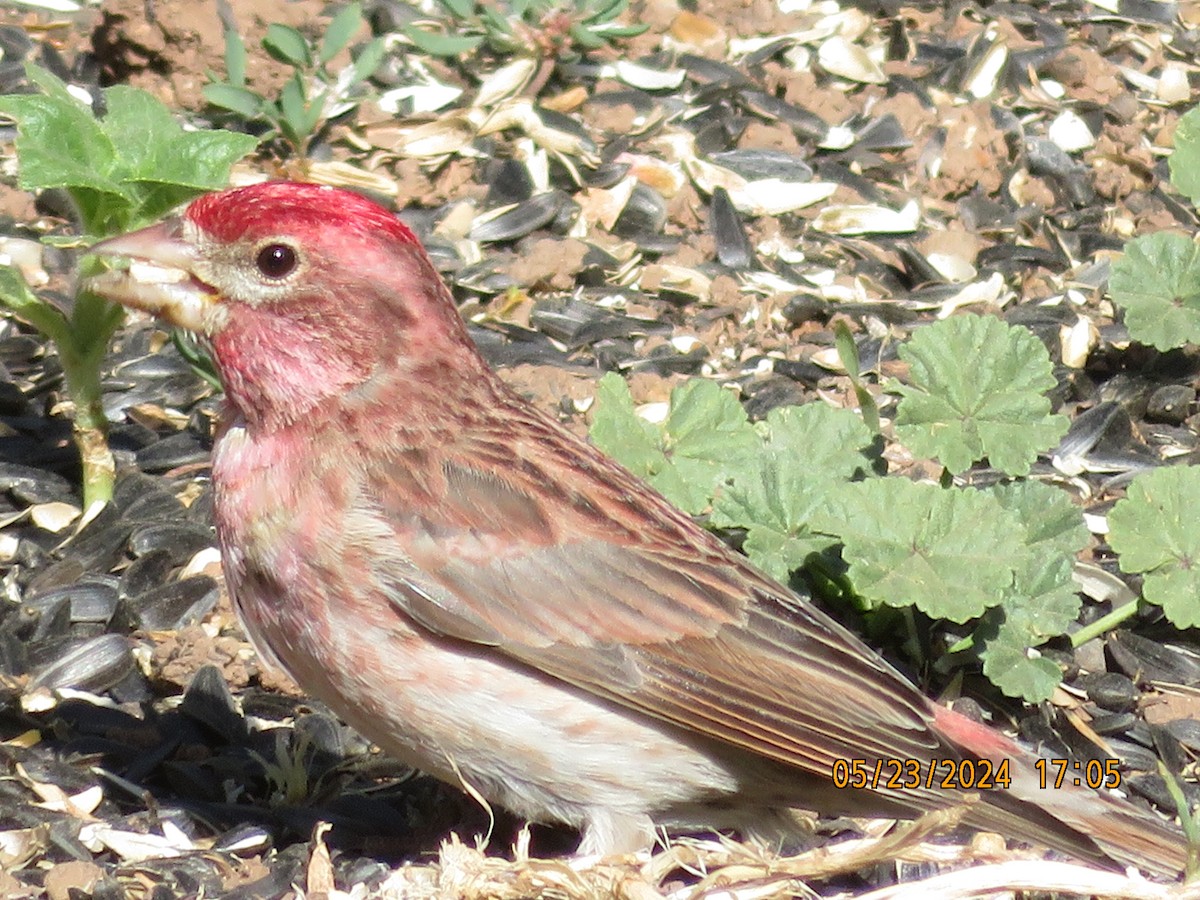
[406,0,646,94]
[0,64,257,508]
[204,2,385,159]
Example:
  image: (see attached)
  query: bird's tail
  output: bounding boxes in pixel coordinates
[932,704,1190,879]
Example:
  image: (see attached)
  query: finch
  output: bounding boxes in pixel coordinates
[86,181,1186,877]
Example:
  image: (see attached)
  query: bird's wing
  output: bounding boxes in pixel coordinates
[360,413,948,778]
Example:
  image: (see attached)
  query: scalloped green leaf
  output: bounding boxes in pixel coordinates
[657,379,759,513]
[1109,232,1200,350]
[709,403,873,578]
[813,478,1022,623]
[1107,466,1200,629]
[892,314,1068,475]
[992,480,1089,562]
[966,481,1087,700]
[711,457,837,581]
[589,371,673,485]
[980,635,1063,703]
[1168,106,1200,207]
[590,374,758,514]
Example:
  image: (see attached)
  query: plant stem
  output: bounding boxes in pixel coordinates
[1157,760,1200,879]
[59,334,114,509]
[1070,598,1141,648]
[0,264,121,509]
[59,280,125,510]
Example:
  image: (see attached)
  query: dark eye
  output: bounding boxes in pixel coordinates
[256,243,298,279]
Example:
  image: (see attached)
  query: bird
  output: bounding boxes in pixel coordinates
[85,181,1187,878]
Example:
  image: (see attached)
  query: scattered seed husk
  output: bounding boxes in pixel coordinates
[812,200,922,235]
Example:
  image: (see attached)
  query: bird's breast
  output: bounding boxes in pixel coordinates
[210,420,357,669]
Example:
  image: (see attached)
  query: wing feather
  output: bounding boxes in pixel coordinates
[361,401,952,783]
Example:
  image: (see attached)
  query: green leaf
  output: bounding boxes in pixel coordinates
[971,481,1088,701]
[263,24,313,68]
[0,78,122,198]
[979,634,1063,703]
[0,68,164,234]
[892,314,1068,476]
[588,22,649,37]
[761,403,875,478]
[203,83,264,118]
[834,320,880,434]
[122,132,258,223]
[146,127,258,188]
[24,63,82,104]
[1008,551,1081,636]
[435,0,478,20]
[655,379,759,513]
[224,28,249,86]
[352,37,387,83]
[568,23,608,50]
[992,480,1089,560]
[172,330,222,391]
[590,374,758,515]
[97,84,258,224]
[1108,466,1200,629]
[103,84,259,191]
[1168,106,1200,207]
[103,86,188,178]
[480,7,516,35]
[813,478,1023,623]
[589,372,665,478]
[300,86,327,137]
[404,26,485,57]
[278,75,312,145]
[0,264,70,345]
[319,1,363,65]
[1108,232,1200,350]
[709,403,872,578]
[582,0,628,23]
[711,457,837,582]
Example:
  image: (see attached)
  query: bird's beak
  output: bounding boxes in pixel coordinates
[85,216,217,333]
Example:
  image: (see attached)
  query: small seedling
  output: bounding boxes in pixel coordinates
[406,0,646,94]
[204,2,385,158]
[0,64,257,507]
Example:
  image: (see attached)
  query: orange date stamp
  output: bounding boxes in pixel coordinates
[832,757,1012,790]
[832,757,1123,791]
[1033,757,1121,790]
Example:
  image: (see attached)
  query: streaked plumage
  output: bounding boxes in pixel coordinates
[87,182,1186,877]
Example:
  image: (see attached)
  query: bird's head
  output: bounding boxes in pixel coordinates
[87,181,477,430]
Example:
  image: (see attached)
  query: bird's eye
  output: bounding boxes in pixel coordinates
[256,243,298,279]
